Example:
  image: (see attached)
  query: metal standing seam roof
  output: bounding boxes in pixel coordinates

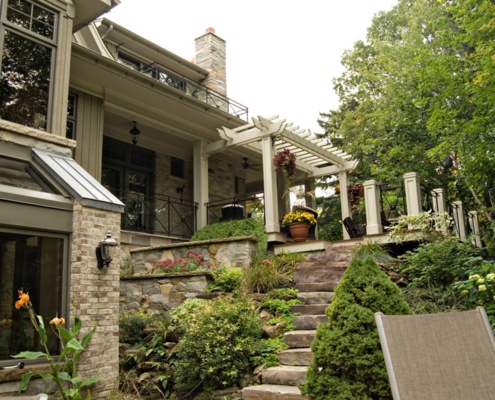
[215,115,357,177]
[32,149,124,213]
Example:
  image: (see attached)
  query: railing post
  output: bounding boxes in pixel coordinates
[431,188,446,213]
[363,180,382,235]
[404,172,422,216]
[452,201,467,242]
[468,211,482,248]
[339,171,351,240]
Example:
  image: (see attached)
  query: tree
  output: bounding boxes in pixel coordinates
[306,257,411,399]
[319,0,495,238]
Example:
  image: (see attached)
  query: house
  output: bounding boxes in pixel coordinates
[0,0,356,396]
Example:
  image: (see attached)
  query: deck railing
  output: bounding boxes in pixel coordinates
[206,194,265,225]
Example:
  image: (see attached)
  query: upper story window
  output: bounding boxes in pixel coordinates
[0,0,57,131]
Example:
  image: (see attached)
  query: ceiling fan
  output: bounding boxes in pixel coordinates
[240,157,260,170]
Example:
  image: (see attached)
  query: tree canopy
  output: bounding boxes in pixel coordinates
[319,0,495,235]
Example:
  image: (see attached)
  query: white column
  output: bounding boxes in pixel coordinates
[404,172,422,215]
[431,188,446,213]
[452,201,467,241]
[193,141,209,229]
[468,211,482,248]
[339,171,351,240]
[261,137,280,234]
[363,180,382,235]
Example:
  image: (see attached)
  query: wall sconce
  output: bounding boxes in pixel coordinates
[130,121,141,146]
[176,184,185,202]
[96,231,118,269]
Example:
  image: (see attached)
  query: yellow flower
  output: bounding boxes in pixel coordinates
[50,316,65,326]
[479,285,487,292]
[469,274,481,281]
[461,290,469,296]
[477,278,485,285]
[282,209,317,226]
[486,273,495,281]
[15,290,30,309]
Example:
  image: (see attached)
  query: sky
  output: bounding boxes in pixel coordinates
[105,0,398,135]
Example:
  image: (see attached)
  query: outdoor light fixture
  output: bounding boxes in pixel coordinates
[96,231,118,269]
[130,121,140,146]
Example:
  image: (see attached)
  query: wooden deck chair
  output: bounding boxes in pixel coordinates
[375,307,495,400]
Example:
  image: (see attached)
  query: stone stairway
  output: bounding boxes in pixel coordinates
[242,247,353,400]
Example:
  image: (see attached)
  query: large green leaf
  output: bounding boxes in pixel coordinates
[12,351,45,359]
[18,371,35,392]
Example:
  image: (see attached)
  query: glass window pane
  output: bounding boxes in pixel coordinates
[0,30,52,130]
[7,0,55,40]
[0,231,65,362]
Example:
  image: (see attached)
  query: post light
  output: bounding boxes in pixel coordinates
[96,231,118,269]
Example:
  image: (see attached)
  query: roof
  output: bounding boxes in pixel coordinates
[210,115,357,178]
[33,149,124,213]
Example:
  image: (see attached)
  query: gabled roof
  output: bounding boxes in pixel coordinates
[209,116,357,178]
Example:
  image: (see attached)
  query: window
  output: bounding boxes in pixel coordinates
[0,0,57,130]
[171,157,185,178]
[66,93,77,139]
[0,229,67,363]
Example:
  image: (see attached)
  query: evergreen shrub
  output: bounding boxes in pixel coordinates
[306,257,411,400]
[190,218,268,253]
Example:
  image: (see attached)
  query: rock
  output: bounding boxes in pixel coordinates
[262,321,287,338]
[259,309,272,323]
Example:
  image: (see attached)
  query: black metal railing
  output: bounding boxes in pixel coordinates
[379,180,407,220]
[117,191,198,239]
[139,62,249,120]
[420,184,433,212]
[206,194,265,225]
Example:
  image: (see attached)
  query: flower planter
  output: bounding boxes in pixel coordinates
[289,222,310,242]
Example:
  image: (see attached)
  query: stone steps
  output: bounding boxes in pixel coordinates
[242,384,308,400]
[242,248,353,400]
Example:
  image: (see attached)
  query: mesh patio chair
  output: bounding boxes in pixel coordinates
[375,307,495,400]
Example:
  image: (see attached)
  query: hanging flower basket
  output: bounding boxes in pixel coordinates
[273,149,296,190]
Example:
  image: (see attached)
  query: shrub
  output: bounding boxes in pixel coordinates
[170,295,262,393]
[148,251,213,274]
[207,264,244,293]
[398,237,480,288]
[191,218,268,253]
[352,240,394,265]
[306,257,411,400]
[387,211,454,243]
[244,256,285,293]
[119,310,155,343]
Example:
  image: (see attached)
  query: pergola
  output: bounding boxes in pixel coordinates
[194,115,358,242]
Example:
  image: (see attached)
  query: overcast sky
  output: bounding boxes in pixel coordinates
[105,1,398,134]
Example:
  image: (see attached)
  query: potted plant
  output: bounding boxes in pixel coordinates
[273,149,296,193]
[282,208,317,242]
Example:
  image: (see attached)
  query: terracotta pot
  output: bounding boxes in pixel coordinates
[289,222,310,243]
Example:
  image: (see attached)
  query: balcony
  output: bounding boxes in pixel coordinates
[137,62,249,121]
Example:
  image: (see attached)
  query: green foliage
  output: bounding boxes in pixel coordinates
[400,286,465,315]
[119,310,155,344]
[268,287,299,298]
[13,290,98,400]
[170,295,262,393]
[191,218,268,253]
[451,257,495,326]
[352,240,394,265]
[306,258,411,400]
[206,264,244,293]
[148,251,213,274]
[398,236,480,288]
[244,256,285,293]
[260,297,302,317]
[251,337,288,369]
[316,195,344,241]
[387,212,454,244]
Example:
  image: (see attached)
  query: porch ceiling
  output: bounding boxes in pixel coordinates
[210,115,358,179]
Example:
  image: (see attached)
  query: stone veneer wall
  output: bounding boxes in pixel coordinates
[70,202,121,399]
[122,236,259,317]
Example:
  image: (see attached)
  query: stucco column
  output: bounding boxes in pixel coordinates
[193,141,209,229]
[431,188,446,213]
[404,172,422,215]
[364,179,382,235]
[261,137,280,234]
[452,200,467,241]
[339,171,351,240]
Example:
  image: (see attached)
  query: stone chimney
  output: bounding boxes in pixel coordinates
[194,27,227,97]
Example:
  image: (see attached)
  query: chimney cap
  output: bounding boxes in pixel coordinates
[205,27,215,34]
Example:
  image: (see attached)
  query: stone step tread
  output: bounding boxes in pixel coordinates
[284,330,316,348]
[296,261,349,269]
[293,270,346,283]
[279,348,313,366]
[297,292,334,304]
[242,384,308,400]
[293,314,327,330]
[262,365,308,386]
[295,282,339,292]
[291,304,328,315]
